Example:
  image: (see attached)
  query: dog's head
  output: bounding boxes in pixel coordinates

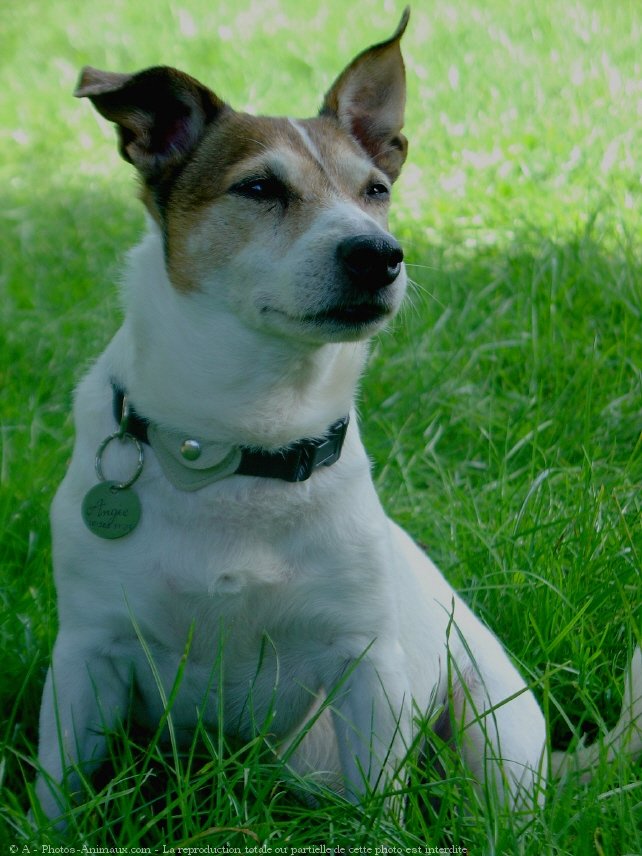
[76,10,410,346]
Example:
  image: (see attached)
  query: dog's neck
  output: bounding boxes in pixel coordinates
[107,227,367,448]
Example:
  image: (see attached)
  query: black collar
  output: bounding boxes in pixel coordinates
[112,385,349,483]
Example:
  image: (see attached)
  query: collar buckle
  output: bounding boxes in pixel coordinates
[234,416,350,483]
[296,418,350,481]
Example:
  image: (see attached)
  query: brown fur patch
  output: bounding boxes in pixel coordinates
[162,112,392,292]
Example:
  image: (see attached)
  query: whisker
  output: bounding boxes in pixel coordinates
[406,276,445,308]
[405,262,442,273]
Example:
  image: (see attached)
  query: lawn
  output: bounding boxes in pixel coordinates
[1,0,641,852]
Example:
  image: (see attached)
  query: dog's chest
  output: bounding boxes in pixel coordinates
[117,497,380,738]
[169,520,292,596]
[136,494,293,607]
[133,434,364,656]
[125,478,370,655]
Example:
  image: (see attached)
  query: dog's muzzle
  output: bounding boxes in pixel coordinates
[337,234,404,291]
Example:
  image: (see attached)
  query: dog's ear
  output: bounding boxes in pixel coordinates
[74,66,226,181]
[320,8,409,182]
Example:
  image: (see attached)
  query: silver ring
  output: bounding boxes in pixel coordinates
[95,431,144,490]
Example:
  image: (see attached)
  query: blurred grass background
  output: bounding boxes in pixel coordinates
[1,0,641,851]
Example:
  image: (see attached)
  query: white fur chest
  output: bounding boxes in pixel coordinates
[53,369,391,658]
[52,423,394,738]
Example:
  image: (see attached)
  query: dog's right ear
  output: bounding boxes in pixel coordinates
[75,66,226,181]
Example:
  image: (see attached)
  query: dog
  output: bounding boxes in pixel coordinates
[37,9,642,824]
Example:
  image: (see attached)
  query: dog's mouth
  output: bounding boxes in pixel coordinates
[260,298,396,342]
[308,302,390,328]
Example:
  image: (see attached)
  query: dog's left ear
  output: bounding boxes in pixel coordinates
[320,8,409,182]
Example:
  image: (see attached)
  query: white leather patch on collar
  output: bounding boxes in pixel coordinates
[148,424,242,492]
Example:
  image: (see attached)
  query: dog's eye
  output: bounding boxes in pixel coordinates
[231,176,289,203]
[365,182,391,201]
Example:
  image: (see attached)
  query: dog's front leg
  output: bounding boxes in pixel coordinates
[36,635,129,823]
[328,650,410,802]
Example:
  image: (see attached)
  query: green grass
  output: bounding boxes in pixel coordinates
[1,0,641,851]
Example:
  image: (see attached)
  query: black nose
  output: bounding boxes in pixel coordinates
[337,235,404,291]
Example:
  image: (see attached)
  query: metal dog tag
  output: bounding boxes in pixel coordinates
[82,480,141,540]
[83,423,145,540]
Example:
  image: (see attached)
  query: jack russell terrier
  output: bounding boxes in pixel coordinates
[37,8,641,824]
